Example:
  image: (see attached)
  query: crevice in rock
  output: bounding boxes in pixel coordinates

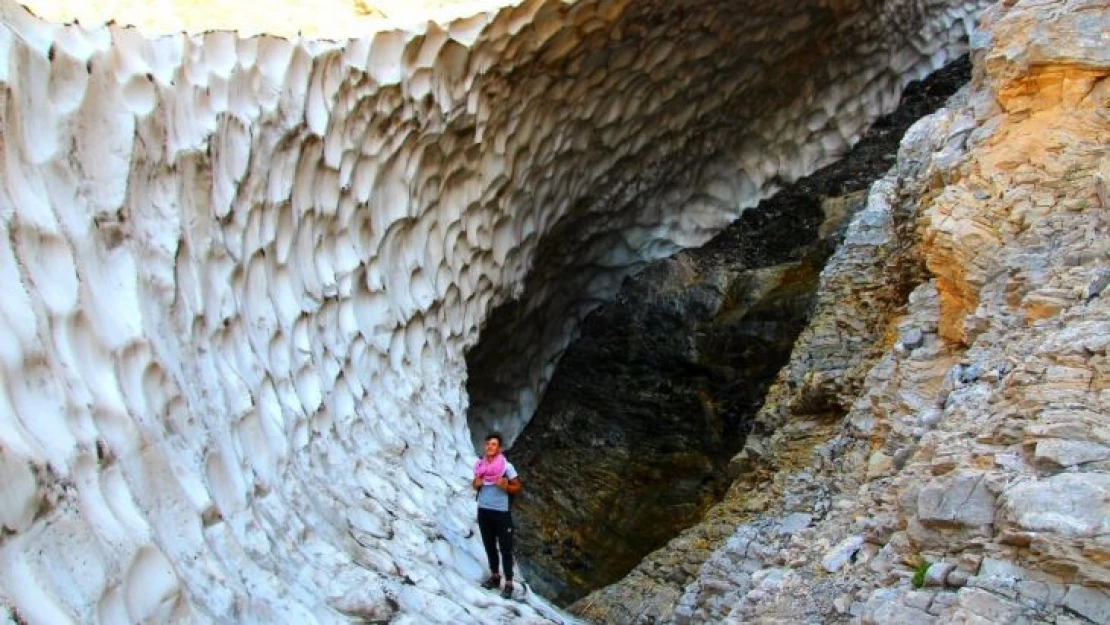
[480,56,974,606]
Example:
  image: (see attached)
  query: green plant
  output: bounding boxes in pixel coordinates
[912,560,931,588]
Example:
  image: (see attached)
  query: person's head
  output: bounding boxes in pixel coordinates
[484,432,504,458]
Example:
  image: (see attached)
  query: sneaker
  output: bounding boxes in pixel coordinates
[500,582,513,599]
[481,576,500,590]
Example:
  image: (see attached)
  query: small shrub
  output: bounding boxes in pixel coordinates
[912,560,931,588]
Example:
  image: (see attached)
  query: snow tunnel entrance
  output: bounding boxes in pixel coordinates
[464,57,972,607]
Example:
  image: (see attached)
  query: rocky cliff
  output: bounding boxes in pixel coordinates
[574,1,1110,623]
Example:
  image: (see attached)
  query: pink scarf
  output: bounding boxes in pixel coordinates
[474,454,506,485]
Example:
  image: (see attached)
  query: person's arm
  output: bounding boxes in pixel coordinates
[497,477,522,495]
[473,476,483,489]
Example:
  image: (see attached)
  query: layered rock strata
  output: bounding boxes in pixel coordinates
[574,1,1110,623]
[0,0,984,622]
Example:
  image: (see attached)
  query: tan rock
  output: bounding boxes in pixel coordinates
[867,451,894,480]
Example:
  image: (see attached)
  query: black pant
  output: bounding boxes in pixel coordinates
[477,508,514,580]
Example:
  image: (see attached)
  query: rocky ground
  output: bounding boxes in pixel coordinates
[571,1,1110,623]
[508,58,973,606]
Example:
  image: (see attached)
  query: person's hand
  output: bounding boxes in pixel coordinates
[496,477,508,490]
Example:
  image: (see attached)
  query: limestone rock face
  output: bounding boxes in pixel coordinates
[575,1,1110,623]
[0,0,985,622]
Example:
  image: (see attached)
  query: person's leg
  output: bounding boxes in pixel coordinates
[495,511,514,583]
[477,509,500,584]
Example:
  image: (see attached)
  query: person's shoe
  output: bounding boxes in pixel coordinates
[481,575,500,590]
[500,582,513,599]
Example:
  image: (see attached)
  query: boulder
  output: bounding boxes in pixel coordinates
[862,589,936,625]
[1063,585,1110,625]
[916,471,996,529]
[1033,439,1110,468]
[999,474,1110,538]
[822,535,864,573]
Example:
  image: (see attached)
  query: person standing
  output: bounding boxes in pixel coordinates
[473,432,522,599]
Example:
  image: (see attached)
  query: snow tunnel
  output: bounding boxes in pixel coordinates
[0,0,983,621]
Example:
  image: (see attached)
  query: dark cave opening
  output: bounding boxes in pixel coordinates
[465,56,972,606]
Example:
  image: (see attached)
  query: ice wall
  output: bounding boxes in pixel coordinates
[0,0,985,622]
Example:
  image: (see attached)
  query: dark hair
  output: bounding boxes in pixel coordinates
[485,432,504,446]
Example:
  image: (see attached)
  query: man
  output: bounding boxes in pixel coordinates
[473,432,523,599]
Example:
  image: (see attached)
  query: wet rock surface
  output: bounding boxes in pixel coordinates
[509,57,973,607]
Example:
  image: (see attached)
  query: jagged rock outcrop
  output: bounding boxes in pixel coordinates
[575,1,1110,623]
[0,0,985,622]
